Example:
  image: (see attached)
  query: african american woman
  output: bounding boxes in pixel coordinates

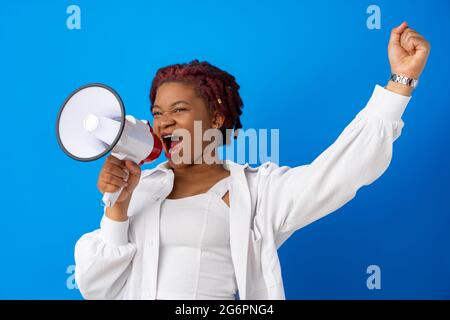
[74,22,430,300]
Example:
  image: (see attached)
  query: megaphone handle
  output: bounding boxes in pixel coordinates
[102,188,123,208]
[102,151,129,207]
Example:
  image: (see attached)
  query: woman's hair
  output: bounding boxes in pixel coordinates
[149,60,243,144]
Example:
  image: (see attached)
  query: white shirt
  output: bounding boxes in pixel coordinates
[74,85,411,299]
[156,176,238,300]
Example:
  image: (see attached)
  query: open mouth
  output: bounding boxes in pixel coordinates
[161,134,183,155]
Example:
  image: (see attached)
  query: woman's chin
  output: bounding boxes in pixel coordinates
[166,153,193,169]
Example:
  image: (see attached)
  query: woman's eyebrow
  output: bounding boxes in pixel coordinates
[151,100,191,112]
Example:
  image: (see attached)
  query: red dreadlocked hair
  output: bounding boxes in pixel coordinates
[149,60,243,145]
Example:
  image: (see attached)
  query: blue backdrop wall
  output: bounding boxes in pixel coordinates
[0,0,449,299]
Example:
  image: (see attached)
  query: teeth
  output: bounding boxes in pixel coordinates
[162,134,181,141]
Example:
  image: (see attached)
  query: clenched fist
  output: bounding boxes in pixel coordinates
[98,155,141,221]
[388,22,431,80]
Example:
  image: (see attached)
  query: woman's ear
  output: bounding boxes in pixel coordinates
[211,110,225,129]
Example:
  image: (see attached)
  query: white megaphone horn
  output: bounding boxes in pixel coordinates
[56,83,162,208]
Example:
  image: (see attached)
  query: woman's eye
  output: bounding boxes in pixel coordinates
[152,111,162,117]
[174,108,186,113]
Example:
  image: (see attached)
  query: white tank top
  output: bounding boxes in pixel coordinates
[155,176,238,300]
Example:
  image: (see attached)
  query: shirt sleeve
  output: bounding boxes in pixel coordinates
[74,212,137,300]
[256,85,411,243]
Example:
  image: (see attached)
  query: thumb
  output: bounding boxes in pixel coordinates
[122,160,141,193]
[125,160,141,176]
[389,21,408,46]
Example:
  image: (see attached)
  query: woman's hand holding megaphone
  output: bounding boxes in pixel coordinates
[98,155,141,221]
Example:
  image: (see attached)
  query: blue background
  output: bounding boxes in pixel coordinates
[1,0,449,299]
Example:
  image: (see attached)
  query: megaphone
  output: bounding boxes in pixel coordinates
[56,83,162,208]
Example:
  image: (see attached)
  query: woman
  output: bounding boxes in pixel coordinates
[74,22,430,300]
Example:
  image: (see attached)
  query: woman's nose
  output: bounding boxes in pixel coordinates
[159,112,176,127]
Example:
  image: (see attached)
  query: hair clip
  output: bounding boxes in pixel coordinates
[217,98,222,104]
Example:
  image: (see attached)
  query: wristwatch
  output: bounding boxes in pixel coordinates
[390,73,419,89]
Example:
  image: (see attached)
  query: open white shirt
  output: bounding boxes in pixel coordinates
[74,85,411,299]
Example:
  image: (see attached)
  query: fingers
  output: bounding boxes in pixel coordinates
[400,28,419,51]
[98,156,141,195]
[106,155,126,169]
[101,182,125,194]
[400,28,431,55]
[99,180,126,193]
[98,156,131,193]
[104,162,129,180]
[389,21,408,46]
[125,160,141,176]
[100,173,128,189]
